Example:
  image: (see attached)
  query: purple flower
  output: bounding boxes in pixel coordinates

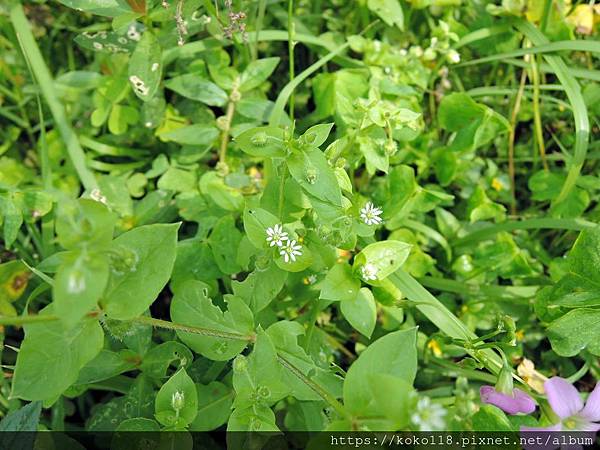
[521,377,600,432]
[480,385,537,415]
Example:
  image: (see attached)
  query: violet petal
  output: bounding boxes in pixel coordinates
[544,377,583,419]
[480,385,535,415]
[580,381,600,423]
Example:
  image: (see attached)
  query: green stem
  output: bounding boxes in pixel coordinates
[219,99,237,166]
[287,0,295,121]
[0,313,256,343]
[389,270,503,374]
[132,316,255,342]
[9,3,97,191]
[530,49,549,171]
[276,354,351,420]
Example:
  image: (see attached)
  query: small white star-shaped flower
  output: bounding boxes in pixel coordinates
[360,263,378,281]
[265,224,288,247]
[280,240,302,263]
[360,202,383,225]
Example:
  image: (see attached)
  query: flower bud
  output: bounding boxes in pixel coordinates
[171,390,185,411]
[495,363,514,396]
[232,355,248,373]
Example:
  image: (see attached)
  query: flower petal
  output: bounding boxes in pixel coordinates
[580,382,600,422]
[480,386,536,415]
[545,377,583,419]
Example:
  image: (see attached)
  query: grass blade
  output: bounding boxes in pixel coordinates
[454,218,596,249]
[514,19,590,207]
[9,3,97,191]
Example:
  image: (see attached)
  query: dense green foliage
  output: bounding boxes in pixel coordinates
[0,0,599,437]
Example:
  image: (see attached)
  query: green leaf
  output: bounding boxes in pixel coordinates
[300,123,334,147]
[287,147,342,207]
[155,368,198,428]
[243,207,281,248]
[189,381,233,431]
[170,280,254,361]
[472,404,513,431]
[438,93,509,152]
[54,250,109,328]
[199,172,244,211]
[157,167,198,193]
[76,349,138,385]
[55,199,116,251]
[128,31,161,102]
[368,374,413,429]
[0,193,22,248]
[320,263,359,302]
[235,126,287,157]
[113,419,161,441]
[102,223,179,320]
[232,262,287,312]
[547,309,600,357]
[266,321,342,401]
[208,215,243,275]
[367,0,403,30]
[56,0,132,16]
[340,287,376,338]
[12,308,104,401]
[232,331,290,409]
[0,401,41,431]
[239,57,280,92]
[228,404,279,431]
[140,341,192,379]
[343,328,417,416]
[158,124,219,146]
[164,74,228,107]
[353,240,412,282]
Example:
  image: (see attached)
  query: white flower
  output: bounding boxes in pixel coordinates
[360,202,383,225]
[280,239,302,263]
[90,188,107,205]
[265,224,289,247]
[171,390,185,411]
[410,397,446,431]
[360,263,378,281]
[447,49,461,64]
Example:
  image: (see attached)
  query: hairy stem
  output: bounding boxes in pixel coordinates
[276,353,351,420]
[133,315,255,342]
[0,313,256,343]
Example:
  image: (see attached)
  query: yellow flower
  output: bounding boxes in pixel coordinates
[567,4,595,35]
[517,358,547,394]
[427,339,442,357]
[491,178,503,192]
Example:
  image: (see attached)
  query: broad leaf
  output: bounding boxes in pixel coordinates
[155,368,197,428]
[54,250,109,328]
[12,308,104,401]
[128,31,161,102]
[170,280,254,361]
[340,287,376,338]
[102,223,179,320]
[164,74,228,107]
[343,327,417,416]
